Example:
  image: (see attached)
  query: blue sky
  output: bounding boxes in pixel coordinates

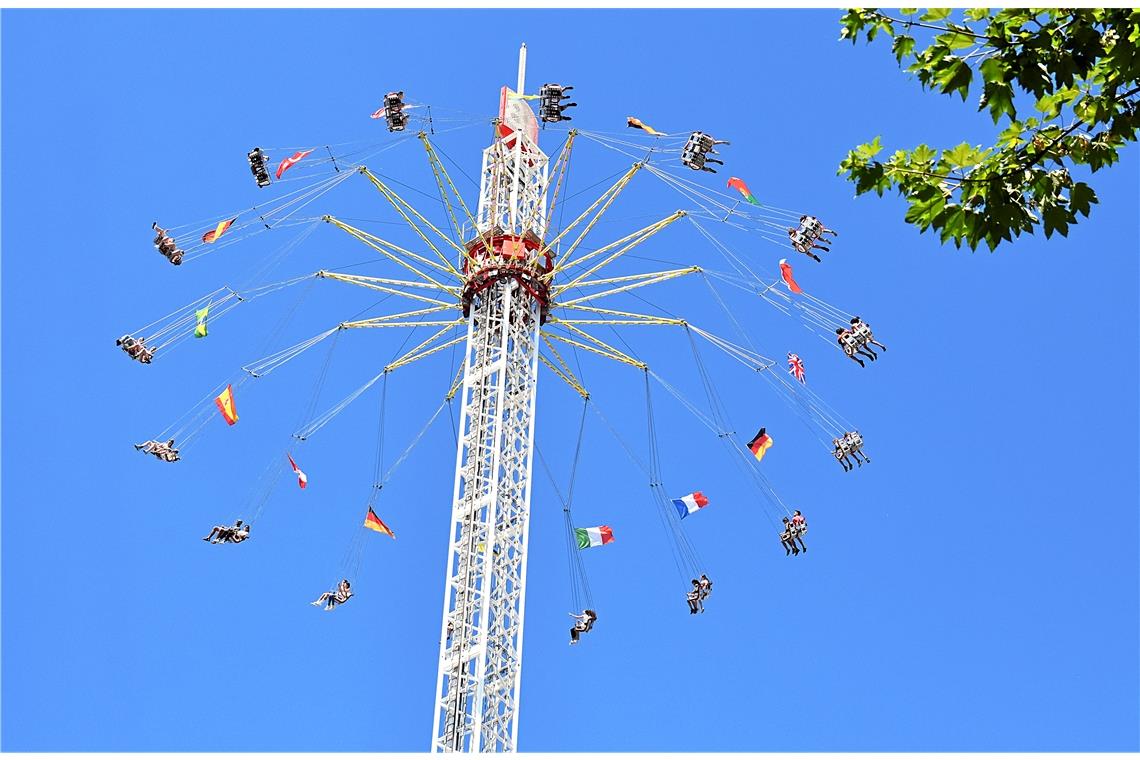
[2,8,1137,752]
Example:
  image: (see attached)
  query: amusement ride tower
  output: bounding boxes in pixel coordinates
[431,44,549,753]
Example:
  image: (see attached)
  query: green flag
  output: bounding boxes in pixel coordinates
[194,305,209,338]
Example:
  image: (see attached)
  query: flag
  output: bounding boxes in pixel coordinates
[788,353,805,383]
[214,384,238,425]
[673,491,710,520]
[727,177,762,206]
[276,148,314,180]
[194,305,209,338]
[626,116,666,136]
[575,525,614,549]
[288,453,308,489]
[364,506,395,538]
[202,217,237,244]
[779,259,803,294]
[509,91,542,101]
[748,427,773,462]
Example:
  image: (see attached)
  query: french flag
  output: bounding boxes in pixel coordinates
[673,491,709,520]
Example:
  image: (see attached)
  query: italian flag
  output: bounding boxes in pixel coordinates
[575,525,614,549]
[727,177,761,206]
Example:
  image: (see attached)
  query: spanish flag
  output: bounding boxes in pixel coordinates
[627,116,666,137]
[364,506,395,538]
[748,427,773,462]
[202,217,237,244]
[214,384,238,425]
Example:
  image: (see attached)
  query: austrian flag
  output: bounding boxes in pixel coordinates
[575,525,614,549]
[673,491,710,520]
[288,453,308,489]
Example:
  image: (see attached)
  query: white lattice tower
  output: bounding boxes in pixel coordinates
[432,44,551,753]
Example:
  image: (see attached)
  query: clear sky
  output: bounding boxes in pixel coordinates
[2,8,1137,753]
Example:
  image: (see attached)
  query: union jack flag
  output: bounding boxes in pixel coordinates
[787,353,806,383]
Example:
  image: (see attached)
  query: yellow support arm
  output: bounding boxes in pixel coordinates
[324,217,456,288]
[554,211,686,291]
[536,163,642,270]
[446,361,465,401]
[338,305,455,328]
[319,271,456,307]
[556,266,701,308]
[543,325,647,370]
[384,321,466,372]
[359,168,467,275]
[526,130,576,238]
[539,353,590,400]
[419,134,490,269]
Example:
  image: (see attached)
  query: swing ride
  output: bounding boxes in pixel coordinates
[122,44,886,752]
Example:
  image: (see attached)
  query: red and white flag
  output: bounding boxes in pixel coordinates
[779,259,803,294]
[788,353,806,383]
[288,453,308,489]
[276,149,314,180]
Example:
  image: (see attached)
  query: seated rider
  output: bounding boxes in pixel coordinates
[687,579,704,613]
[780,517,801,556]
[843,431,870,466]
[837,327,876,366]
[833,437,854,472]
[698,574,713,600]
[790,511,807,553]
[569,609,597,644]
[203,519,248,544]
[311,579,353,610]
[788,227,826,260]
[799,215,837,244]
[850,316,886,353]
[118,335,145,359]
[134,438,179,461]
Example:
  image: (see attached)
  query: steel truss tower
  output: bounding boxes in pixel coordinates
[432,44,551,753]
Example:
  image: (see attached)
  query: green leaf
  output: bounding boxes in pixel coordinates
[942,142,977,168]
[936,59,974,100]
[964,8,990,22]
[981,81,1016,123]
[892,34,916,62]
[921,8,952,21]
[900,8,918,16]
[911,144,939,164]
[940,30,977,49]
[1069,182,1098,217]
[855,135,884,160]
[979,56,1006,83]
[1042,205,1070,238]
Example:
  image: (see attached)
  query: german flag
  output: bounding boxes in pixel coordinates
[364,506,395,538]
[747,427,773,462]
[202,217,237,244]
[214,384,238,425]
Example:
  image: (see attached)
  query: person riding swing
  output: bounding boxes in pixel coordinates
[311,579,353,611]
[569,609,597,644]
